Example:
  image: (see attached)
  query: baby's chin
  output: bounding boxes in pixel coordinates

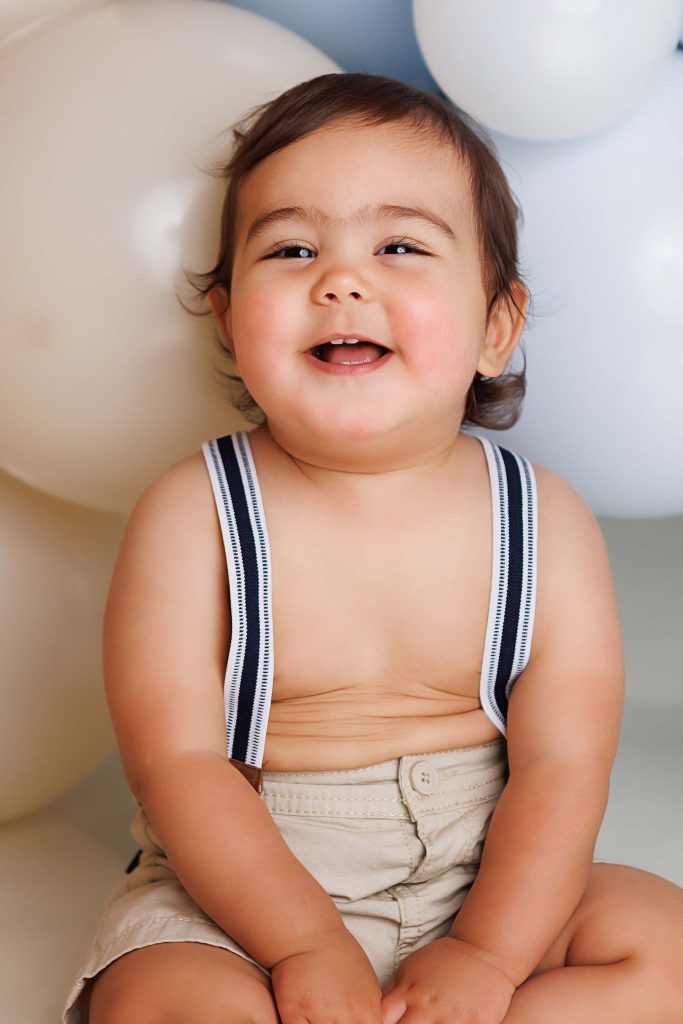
[271,418,393,456]
[266,408,466,476]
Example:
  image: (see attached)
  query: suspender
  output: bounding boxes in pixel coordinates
[201,430,538,790]
[202,432,274,794]
[477,438,537,737]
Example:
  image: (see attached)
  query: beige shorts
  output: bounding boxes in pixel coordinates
[62,737,507,1023]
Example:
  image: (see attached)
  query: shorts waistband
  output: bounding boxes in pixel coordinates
[260,738,507,820]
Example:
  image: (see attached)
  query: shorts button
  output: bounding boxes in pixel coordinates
[410,761,437,794]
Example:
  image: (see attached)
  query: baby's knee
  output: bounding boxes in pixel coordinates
[86,942,277,1024]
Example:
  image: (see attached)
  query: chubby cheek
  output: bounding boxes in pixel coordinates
[395,290,479,382]
[234,279,282,338]
[230,282,297,374]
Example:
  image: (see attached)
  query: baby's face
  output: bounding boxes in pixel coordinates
[216,118,508,448]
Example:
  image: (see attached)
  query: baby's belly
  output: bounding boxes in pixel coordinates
[263,698,502,772]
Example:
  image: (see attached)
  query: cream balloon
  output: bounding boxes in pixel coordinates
[413,0,682,141]
[0,0,339,513]
[0,468,125,823]
[0,0,111,44]
[473,55,683,517]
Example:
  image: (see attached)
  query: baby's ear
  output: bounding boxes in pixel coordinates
[477,281,528,378]
[208,285,236,364]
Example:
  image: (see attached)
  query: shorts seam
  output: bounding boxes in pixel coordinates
[397,820,422,873]
[97,913,216,949]
[266,794,405,803]
[267,791,501,817]
[414,792,503,814]
[269,808,409,819]
[266,765,399,780]
[264,780,501,804]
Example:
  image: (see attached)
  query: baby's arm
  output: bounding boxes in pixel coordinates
[448,466,625,987]
[103,459,346,970]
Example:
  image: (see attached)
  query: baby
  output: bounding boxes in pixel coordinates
[63,73,683,1024]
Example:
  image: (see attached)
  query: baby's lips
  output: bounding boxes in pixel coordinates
[319,340,387,364]
[306,335,392,361]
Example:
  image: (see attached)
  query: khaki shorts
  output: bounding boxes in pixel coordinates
[62,737,507,1023]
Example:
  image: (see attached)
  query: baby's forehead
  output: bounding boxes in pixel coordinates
[236,122,474,229]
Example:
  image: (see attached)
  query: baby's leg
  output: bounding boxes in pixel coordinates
[84,941,279,1024]
[503,863,683,1023]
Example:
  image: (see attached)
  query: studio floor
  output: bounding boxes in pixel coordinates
[1,699,681,1024]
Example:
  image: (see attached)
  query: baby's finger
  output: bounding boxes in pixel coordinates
[391,1005,435,1024]
[380,989,407,1024]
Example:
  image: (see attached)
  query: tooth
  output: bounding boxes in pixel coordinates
[328,338,360,345]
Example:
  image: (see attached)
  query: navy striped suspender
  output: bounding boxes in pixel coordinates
[475,436,537,738]
[202,432,274,793]
[201,430,538,791]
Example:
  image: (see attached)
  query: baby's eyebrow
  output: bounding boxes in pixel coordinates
[244,203,457,246]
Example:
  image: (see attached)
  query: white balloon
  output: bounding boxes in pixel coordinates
[0,0,339,513]
[0,468,124,823]
[413,0,682,141]
[476,55,683,518]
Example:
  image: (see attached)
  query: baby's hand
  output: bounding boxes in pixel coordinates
[270,927,384,1024]
[380,937,515,1024]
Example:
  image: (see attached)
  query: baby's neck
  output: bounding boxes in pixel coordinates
[252,419,473,509]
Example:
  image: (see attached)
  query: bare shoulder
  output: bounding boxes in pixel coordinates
[103,449,229,798]
[124,449,226,572]
[135,449,214,517]
[532,461,600,531]
[533,462,607,572]
[114,449,225,611]
[530,461,620,656]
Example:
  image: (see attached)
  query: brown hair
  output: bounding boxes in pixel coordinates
[179,72,529,429]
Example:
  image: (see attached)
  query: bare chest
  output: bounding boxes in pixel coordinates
[257,457,502,769]
[270,511,490,703]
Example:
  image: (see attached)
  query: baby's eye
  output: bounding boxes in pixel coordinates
[378,239,428,256]
[265,243,315,259]
[263,238,429,260]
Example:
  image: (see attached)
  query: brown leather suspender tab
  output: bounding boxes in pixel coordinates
[230,758,264,794]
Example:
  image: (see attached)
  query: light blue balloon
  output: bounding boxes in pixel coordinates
[224,0,441,91]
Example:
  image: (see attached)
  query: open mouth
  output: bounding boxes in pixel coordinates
[309,340,390,365]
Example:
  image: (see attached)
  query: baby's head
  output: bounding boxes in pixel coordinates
[184,72,529,440]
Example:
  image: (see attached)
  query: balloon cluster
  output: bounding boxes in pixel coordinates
[0,0,680,824]
[0,0,339,823]
[413,1,683,516]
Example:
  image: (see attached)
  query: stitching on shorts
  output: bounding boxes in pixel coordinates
[267,793,404,803]
[413,791,502,815]
[266,762,400,780]
[393,887,424,970]
[265,787,502,817]
[397,821,422,872]
[434,776,505,793]
[100,914,216,949]
[440,762,506,780]
[266,779,501,803]
[269,807,409,819]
